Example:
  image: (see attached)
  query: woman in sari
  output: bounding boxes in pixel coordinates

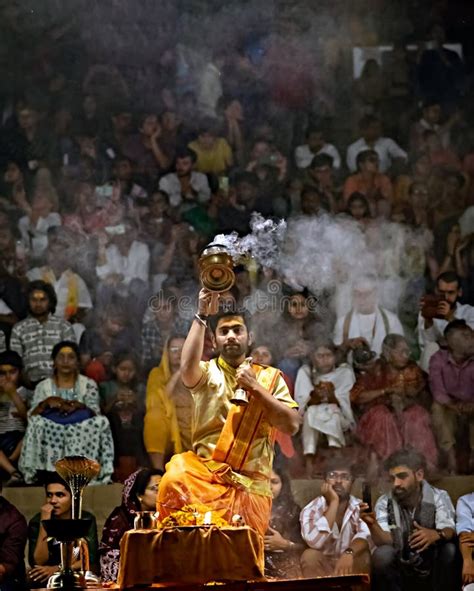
[143,335,194,470]
[19,341,114,484]
[351,334,438,476]
[99,468,163,582]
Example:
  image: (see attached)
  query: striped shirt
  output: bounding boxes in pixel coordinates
[0,387,31,434]
[300,495,371,557]
[10,315,75,382]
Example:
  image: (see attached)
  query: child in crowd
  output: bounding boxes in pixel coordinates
[295,339,356,478]
[100,352,146,482]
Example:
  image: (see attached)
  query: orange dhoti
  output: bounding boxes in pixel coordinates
[157,451,272,537]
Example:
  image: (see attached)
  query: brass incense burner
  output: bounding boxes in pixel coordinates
[45,456,101,589]
[198,244,235,293]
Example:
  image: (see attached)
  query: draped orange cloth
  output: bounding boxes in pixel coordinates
[157,358,296,537]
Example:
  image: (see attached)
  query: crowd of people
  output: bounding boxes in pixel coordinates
[0,3,473,589]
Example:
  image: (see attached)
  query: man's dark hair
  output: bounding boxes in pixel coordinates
[422,98,441,111]
[27,280,57,315]
[444,318,469,339]
[359,114,380,130]
[306,125,325,138]
[325,457,354,478]
[356,149,378,170]
[384,448,426,472]
[209,308,251,334]
[234,171,259,187]
[131,468,164,499]
[309,153,333,170]
[347,192,371,216]
[175,147,197,163]
[437,271,461,287]
[301,185,322,200]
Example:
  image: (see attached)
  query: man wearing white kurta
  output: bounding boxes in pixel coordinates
[333,276,404,357]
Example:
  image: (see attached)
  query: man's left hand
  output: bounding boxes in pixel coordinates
[236,365,258,392]
[409,522,440,552]
[334,553,354,575]
[264,527,289,552]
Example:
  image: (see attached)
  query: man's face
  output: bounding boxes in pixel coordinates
[4,162,21,184]
[236,181,257,204]
[389,465,423,503]
[18,108,36,131]
[424,104,441,125]
[0,227,13,251]
[116,159,133,180]
[353,286,377,314]
[141,115,159,137]
[363,122,381,143]
[301,191,321,216]
[113,112,132,133]
[326,469,353,500]
[46,484,72,518]
[198,131,216,149]
[360,153,379,173]
[213,316,250,361]
[436,279,461,307]
[308,131,324,151]
[176,157,193,177]
[29,289,50,317]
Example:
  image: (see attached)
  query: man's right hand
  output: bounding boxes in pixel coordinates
[359,502,376,527]
[198,289,220,316]
[321,482,339,505]
[40,502,53,520]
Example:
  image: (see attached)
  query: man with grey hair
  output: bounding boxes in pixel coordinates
[333,275,404,359]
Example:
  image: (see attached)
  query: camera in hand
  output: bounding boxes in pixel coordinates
[421,294,445,320]
[353,343,376,367]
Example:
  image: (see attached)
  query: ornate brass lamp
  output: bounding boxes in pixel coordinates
[198,244,236,293]
[44,456,101,589]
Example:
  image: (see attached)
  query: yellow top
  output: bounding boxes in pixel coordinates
[188,138,233,175]
[190,357,297,481]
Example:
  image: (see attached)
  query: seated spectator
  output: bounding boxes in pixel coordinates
[10,281,75,387]
[100,351,146,482]
[0,352,28,485]
[393,153,436,205]
[294,339,355,477]
[246,139,287,182]
[26,228,93,323]
[343,149,393,212]
[158,148,211,210]
[429,320,474,473]
[28,473,98,587]
[418,271,474,367]
[99,468,162,582]
[333,275,404,358]
[144,336,193,470]
[351,334,438,476]
[18,192,61,261]
[80,303,138,381]
[188,119,233,176]
[361,449,457,591]
[0,160,31,217]
[456,492,474,589]
[218,96,245,165]
[0,479,27,591]
[295,125,341,170]
[300,154,340,213]
[422,129,461,170]
[122,112,171,183]
[19,341,114,484]
[346,192,372,228]
[346,115,407,173]
[264,461,303,579]
[141,289,189,374]
[300,458,371,578]
[409,100,452,153]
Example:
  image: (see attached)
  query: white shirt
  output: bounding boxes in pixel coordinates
[417,303,474,348]
[300,495,372,556]
[158,172,211,208]
[26,267,93,319]
[294,143,341,169]
[346,137,407,173]
[333,307,404,355]
[18,213,62,258]
[96,240,150,285]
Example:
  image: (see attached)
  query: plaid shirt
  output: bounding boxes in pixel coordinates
[10,315,75,382]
